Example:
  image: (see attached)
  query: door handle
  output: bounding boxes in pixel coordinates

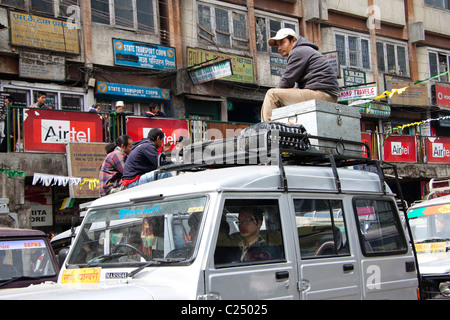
[275,271,289,281]
[343,264,354,272]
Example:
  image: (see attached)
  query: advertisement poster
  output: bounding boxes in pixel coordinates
[435,85,450,108]
[66,142,106,198]
[126,117,189,152]
[426,137,450,164]
[382,134,417,163]
[24,109,103,153]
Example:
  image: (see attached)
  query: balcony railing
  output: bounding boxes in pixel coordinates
[1,106,449,165]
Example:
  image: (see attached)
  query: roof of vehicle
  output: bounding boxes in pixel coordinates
[90,164,390,208]
[408,194,450,210]
[0,227,47,238]
[407,194,450,219]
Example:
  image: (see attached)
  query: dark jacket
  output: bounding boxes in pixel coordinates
[278,37,339,98]
[122,138,169,180]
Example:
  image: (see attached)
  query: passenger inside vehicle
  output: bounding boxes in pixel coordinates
[214,199,284,266]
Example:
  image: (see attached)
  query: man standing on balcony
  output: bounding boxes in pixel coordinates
[260,28,338,121]
[30,91,51,109]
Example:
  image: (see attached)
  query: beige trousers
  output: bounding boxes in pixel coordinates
[261,88,337,122]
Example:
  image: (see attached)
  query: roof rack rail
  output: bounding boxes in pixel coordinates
[157,122,372,172]
[151,122,396,193]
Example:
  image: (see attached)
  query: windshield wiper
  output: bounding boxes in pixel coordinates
[88,252,127,264]
[0,276,43,288]
[128,258,187,278]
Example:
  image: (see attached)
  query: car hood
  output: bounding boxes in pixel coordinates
[0,280,187,300]
[417,253,450,275]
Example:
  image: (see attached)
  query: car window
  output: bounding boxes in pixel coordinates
[0,238,57,282]
[66,197,207,267]
[354,198,407,256]
[294,199,350,258]
[214,199,285,267]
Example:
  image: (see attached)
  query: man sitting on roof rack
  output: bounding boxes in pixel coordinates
[260,28,339,122]
[122,128,172,189]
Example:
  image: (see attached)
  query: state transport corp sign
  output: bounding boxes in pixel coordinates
[9,11,80,54]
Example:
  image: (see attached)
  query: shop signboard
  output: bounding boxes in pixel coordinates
[189,59,233,85]
[323,51,340,77]
[113,39,176,71]
[426,137,450,164]
[343,69,366,86]
[23,109,103,153]
[25,185,53,227]
[382,134,417,163]
[388,81,428,106]
[126,117,189,152]
[96,82,170,101]
[19,52,66,81]
[338,85,377,102]
[9,11,79,54]
[187,47,254,83]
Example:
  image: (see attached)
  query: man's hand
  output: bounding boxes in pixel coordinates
[162,142,172,152]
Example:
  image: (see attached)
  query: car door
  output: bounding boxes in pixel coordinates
[204,194,298,300]
[291,196,362,299]
[353,197,418,299]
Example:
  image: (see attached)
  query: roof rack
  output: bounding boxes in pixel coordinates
[153,122,390,192]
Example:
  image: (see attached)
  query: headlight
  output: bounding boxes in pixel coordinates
[439,282,450,297]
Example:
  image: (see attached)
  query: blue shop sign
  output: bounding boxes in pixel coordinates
[96,82,170,101]
[113,39,176,71]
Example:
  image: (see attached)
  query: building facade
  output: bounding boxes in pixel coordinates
[0,0,450,231]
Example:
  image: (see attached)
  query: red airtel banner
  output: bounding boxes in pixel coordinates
[426,137,450,163]
[125,117,190,152]
[382,134,417,162]
[24,109,103,153]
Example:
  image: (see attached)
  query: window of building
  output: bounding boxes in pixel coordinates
[335,33,371,70]
[197,2,249,50]
[425,0,450,10]
[353,198,407,256]
[429,51,450,82]
[31,0,53,14]
[294,199,350,259]
[255,15,297,54]
[214,198,285,267]
[90,0,156,33]
[376,41,408,76]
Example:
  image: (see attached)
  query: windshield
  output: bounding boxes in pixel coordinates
[0,238,57,282]
[67,197,207,267]
[408,203,450,256]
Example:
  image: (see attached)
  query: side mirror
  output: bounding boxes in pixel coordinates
[57,248,69,268]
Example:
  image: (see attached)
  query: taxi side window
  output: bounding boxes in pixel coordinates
[353,198,407,256]
[294,199,350,258]
[214,199,285,267]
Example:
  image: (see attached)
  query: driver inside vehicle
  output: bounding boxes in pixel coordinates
[436,214,450,238]
[166,212,202,259]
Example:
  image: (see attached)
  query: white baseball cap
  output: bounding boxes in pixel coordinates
[116,101,124,107]
[268,28,298,47]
